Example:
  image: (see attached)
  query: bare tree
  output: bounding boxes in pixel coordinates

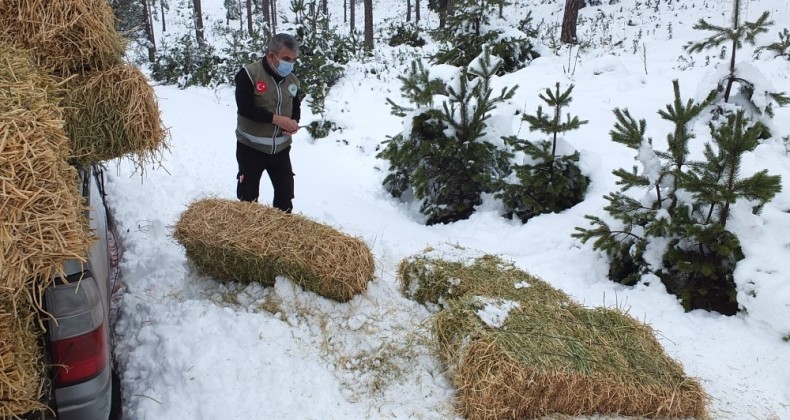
[193,0,205,46]
[560,0,580,44]
[142,0,156,61]
[246,0,253,34]
[271,0,277,33]
[262,0,271,34]
[438,0,454,29]
[160,0,167,32]
[350,0,355,33]
[364,0,372,50]
[237,0,243,31]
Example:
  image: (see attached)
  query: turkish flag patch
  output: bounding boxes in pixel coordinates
[255,81,267,93]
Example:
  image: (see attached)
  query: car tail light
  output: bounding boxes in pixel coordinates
[45,275,108,387]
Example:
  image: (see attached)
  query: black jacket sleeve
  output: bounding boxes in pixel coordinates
[234,68,274,123]
[292,93,302,123]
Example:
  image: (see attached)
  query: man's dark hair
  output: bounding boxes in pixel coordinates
[266,33,299,55]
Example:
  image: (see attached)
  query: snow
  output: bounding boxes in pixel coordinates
[473,297,521,329]
[107,0,790,418]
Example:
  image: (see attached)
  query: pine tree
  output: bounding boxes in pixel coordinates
[497,83,588,222]
[429,0,536,74]
[574,81,781,314]
[287,0,352,138]
[379,48,516,225]
[685,3,789,125]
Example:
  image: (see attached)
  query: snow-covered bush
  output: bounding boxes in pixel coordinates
[574,81,782,315]
[150,34,221,88]
[429,0,538,74]
[685,8,790,136]
[497,83,589,222]
[378,49,515,225]
[386,22,426,48]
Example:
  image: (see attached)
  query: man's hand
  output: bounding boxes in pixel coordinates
[273,114,299,135]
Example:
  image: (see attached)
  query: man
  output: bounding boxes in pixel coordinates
[234,33,302,212]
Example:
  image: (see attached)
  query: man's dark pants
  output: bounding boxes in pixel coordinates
[236,142,294,212]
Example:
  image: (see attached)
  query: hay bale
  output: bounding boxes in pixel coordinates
[0,42,92,300]
[401,247,710,419]
[0,0,124,75]
[173,198,375,302]
[398,245,572,309]
[0,295,48,418]
[62,64,169,169]
[435,298,709,419]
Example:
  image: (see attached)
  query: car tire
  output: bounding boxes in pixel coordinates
[109,367,123,420]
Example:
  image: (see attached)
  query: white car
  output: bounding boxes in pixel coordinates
[41,164,120,420]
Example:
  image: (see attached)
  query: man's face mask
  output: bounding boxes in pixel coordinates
[271,51,296,77]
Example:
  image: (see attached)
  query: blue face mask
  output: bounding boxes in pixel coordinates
[275,58,294,77]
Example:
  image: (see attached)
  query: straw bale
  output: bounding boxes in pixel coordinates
[0,0,124,75]
[173,198,375,302]
[61,64,169,169]
[398,248,572,309]
[0,295,48,418]
[435,296,709,419]
[0,43,92,302]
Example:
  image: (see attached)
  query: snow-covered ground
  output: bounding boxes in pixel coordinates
[106,0,790,418]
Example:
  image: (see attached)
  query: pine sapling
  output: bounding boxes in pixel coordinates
[684,1,789,122]
[498,82,588,222]
[684,2,771,102]
[574,81,782,314]
[379,48,516,225]
[661,110,781,314]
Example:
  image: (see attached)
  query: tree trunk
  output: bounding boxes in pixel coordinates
[439,0,453,29]
[237,0,243,31]
[271,0,277,33]
[193,0,205,46]
[310,2,317,33]
[560,0,580,44]
[415,0,420,24]
[246,0,253,34]
[322,0,327,15]
[724,0,740,103]
[343,0,347,23]
[262,0,271,35]
[160,0,167,32]
[350,0,355,34]
[142,0,156,62]
[407,0,411,22]
[364,0,373,50]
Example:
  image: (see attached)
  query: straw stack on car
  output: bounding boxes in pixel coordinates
[0,42,92,302]
[0,0,124,75]
[0,298,48,418]
[0,42,91,418]
[62,64,169,168]
[399,246,708,419]
[173,198,376,302]
[1,0,167,416]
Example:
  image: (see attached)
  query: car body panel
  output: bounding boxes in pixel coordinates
[44,165,114,420]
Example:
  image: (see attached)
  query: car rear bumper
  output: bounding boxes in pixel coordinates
[55,366,112,420]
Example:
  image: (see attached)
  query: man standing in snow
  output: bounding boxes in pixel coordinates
[234,33,302,212]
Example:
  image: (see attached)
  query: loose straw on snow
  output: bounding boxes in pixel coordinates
[0,0,125,76]
[173,198,375,302]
